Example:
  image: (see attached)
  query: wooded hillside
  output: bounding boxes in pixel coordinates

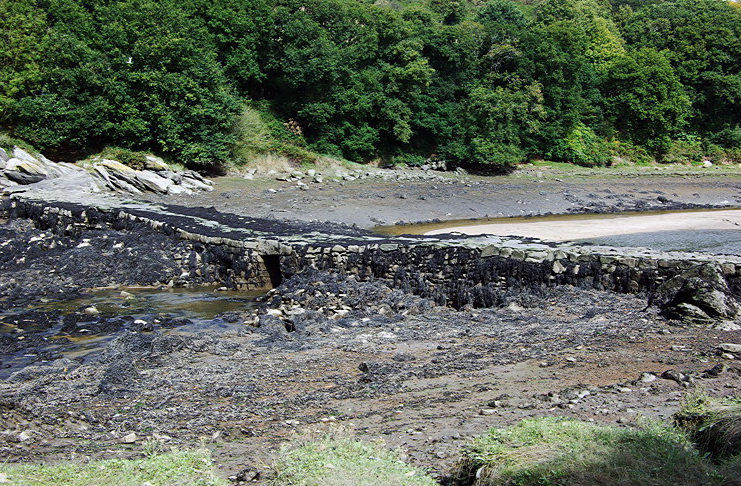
[2,0,740,171]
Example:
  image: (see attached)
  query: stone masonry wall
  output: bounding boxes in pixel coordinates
[5,197,741,305]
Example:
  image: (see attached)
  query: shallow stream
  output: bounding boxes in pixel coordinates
[0,287,261,379]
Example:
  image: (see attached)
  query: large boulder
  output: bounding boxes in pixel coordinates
[143,155,169,171]
[136,170,172,193]
[656,264,740,324]
[4,157,49,184]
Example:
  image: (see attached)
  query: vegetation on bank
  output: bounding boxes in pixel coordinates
[268,426,438,486]
[2,394,740,486]
[1,0,741,172]
[449,415,741,486]
[0,448,228,486]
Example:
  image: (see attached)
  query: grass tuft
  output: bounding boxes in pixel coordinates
[0,448,228,486]
[269,426,438,486]
[449,416,734,486]
[675,390,741,461]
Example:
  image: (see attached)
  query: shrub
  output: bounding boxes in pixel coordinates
[549,123,612,167]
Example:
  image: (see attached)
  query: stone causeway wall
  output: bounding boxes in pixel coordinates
[5,195,741,307]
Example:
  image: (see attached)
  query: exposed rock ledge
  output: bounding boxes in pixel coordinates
[0,146,212,195]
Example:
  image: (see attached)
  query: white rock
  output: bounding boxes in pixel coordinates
[719,343,741,353]
[83,306,100,315]
[167,184,192,195]
[136,170,172,193]
[0,146,8,162]
[144,155,168,171]
[639,372,656,383]
[121,432,138,444]
[12,147,40,164]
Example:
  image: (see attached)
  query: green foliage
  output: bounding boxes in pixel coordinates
[659,136,705,165]
[98,147,149,170]
[601,47,690,152]
[450,416,734,486]
[549,122,611,166]
[675,390,741,461]
[10,0,240,166]
[623,0,741,145]
[0,0,739,168]
[0,0,46,122]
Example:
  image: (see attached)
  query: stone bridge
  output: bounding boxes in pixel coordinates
[4,193,741,310]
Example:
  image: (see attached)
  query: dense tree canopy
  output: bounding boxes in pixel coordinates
[1,0,740,170]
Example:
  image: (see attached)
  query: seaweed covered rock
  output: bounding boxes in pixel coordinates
[656,264,740,324]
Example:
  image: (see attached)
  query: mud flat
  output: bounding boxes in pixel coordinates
[2,168,741,483]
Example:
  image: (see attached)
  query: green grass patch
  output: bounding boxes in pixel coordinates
[450,416,738,486]
[0,133,39,156]
[269,427,437,486]
[0,448,228,486]
[674,389,741,461]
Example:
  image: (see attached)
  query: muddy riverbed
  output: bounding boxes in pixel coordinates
[2,168,741,484]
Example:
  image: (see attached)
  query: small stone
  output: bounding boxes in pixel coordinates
[122,433,138,444]
[661,369,688,384]
[618,387,632,393]
[720,352,736,360]
[18,431,32,442]
[479,409,497,415]
[234,467,260,482]
[266,309,283,317]
[284,419,300,426]
[639,372,657,383]
[719,343,741,353]
[703,363,728,377]
[83,306,100,315]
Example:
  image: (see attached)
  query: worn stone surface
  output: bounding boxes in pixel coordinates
[0,146,212,196]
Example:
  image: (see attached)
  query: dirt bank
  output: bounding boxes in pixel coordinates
[2,168,741,484]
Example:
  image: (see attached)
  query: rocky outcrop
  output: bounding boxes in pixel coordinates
[0,146,212,195]
[656,265,741,324]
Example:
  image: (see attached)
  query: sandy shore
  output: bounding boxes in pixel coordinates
[425,209,741,241]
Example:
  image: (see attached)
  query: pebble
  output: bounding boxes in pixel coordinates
[122,432,138,444]
[639,372,657,383]
[82,306,100,315]
[719,343,741,353]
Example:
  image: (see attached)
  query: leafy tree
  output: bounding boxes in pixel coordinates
[518,20,602,155]
[624,0,741,144]
[264,0,432,160]
[12,0,240,165]
[0,0,46,123]
[601,47,690,152]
